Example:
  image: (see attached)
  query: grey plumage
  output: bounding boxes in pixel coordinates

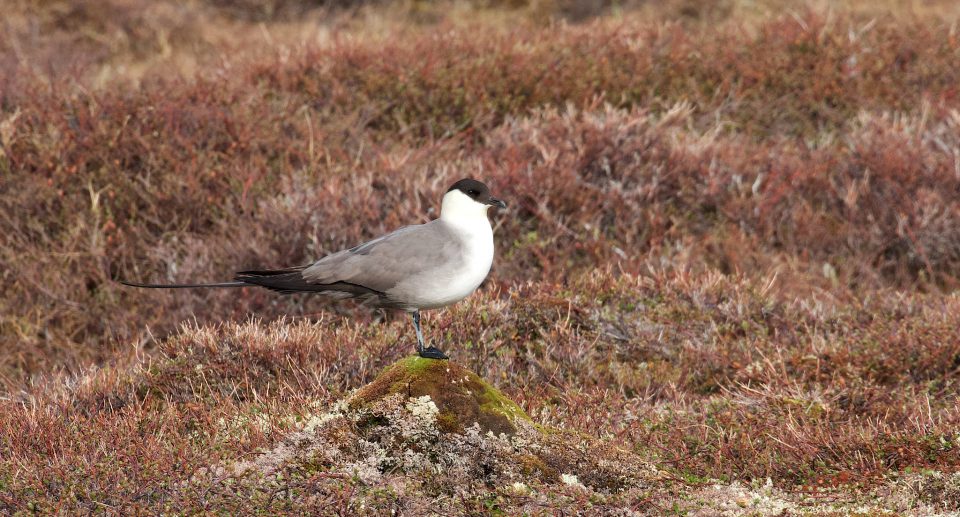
[302,221,465,304]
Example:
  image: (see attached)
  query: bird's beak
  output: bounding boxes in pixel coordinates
[487,197,507,209]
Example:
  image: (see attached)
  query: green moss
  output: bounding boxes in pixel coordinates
[349,356,533,435]
[476,381,532,425]
[399,356,435,375]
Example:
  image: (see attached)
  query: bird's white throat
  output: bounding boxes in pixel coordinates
[438,188,494,263]
[440,189,491,225]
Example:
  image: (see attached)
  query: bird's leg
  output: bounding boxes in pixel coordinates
[412,310,448,360]
[413,311,426,355]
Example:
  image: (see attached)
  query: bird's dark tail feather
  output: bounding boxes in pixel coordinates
[119,266,309,291]
[123,266,385,300]
[233,267,316,294]
[120,280,246,288]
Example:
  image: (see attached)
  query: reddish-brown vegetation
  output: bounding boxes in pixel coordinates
[4,9,960,385]
[3,274,960,511]
[2,0,960,513]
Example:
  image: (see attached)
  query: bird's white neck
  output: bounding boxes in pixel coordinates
[439,189,491,227]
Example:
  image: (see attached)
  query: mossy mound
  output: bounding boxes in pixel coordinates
[219,356,663,512]
[349,356,531,435]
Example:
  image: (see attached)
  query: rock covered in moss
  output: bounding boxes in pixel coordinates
[217,356,662,513]
[348,356,530,435]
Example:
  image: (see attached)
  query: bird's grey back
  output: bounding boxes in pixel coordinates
[302,219,465,296]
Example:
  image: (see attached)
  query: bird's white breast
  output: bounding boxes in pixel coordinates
[395,216,494,310]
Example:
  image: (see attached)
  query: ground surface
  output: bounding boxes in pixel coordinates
[2,0,960,514]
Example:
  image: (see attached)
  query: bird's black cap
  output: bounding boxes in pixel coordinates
[447,178,507,208]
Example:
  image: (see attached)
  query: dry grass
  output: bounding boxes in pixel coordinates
[2,273,960,512]
[2,0,960,513]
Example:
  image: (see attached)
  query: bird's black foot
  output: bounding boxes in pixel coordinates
[418,346,449,360]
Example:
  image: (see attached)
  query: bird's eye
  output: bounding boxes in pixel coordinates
[468,190,478,196]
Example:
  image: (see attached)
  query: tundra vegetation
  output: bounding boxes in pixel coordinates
[2,0,960,513]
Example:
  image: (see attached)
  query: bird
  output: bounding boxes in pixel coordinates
[121,178,507,360]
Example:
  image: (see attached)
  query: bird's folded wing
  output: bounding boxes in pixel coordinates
[302,220,463,293]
